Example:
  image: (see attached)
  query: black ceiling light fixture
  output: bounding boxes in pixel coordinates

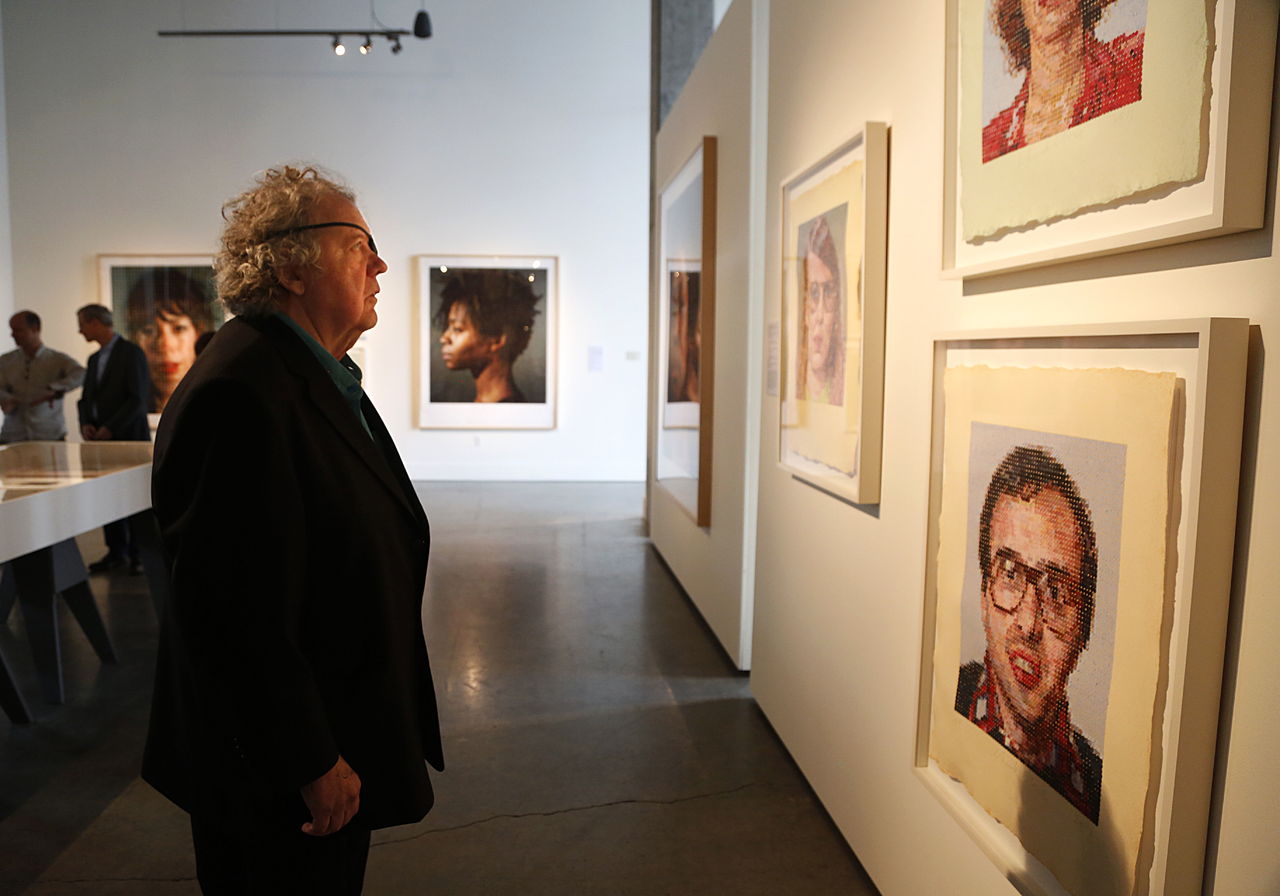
[413,9,432,39]
[158,3,432,55]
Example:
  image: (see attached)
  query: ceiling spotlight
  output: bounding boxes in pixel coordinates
[157,12,433,55]
[413,10,432,39]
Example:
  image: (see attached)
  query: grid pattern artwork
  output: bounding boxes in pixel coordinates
[982,0,1148,162]
[954,443,1107,822]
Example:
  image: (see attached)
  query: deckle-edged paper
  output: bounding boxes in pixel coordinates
[960,0,1212,241]
[929,364,1179,896]
[781,155,865,484]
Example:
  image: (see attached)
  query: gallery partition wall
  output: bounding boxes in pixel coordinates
[647,0,765,670]
[644,0,1280,895]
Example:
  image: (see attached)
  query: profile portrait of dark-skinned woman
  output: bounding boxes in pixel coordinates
[431,268,544,404]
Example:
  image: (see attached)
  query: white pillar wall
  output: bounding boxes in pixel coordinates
[648,0,761,670]
[1,0,649,480]
[0,2,15,324]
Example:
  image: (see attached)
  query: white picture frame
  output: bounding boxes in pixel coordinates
[942,0,1277,278]
[415,254,558,430]
[914,318,1250,896]
[778,122,888,506]
[96,253,221,428]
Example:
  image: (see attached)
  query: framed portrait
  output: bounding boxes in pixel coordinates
[942,0,1277,277]
[97,255,223,423]
[778,122,887,506]
[655,137,716,526]
[415,254,557,430]
[662,259,703,430]
[914,319,1250,896]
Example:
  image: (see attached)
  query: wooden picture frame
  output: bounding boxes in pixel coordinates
[654,136,717,527]
[414,254,558,430]
[778,122,888,506]
[914,319,1249,896]
[942,0,1277,278]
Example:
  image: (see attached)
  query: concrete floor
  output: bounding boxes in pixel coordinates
[0,482,879,895]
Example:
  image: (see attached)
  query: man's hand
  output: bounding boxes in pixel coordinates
[81,424,98,440]
[300,755,361,836]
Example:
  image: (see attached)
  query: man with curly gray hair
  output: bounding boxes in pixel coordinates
[143,165,443,895]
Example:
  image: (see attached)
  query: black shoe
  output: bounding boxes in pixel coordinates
[88,553,125,573]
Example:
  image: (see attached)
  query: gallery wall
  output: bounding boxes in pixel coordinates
[746,1,1280,895]
[648,0,763,669]
[0,0,649,480]
[0,2,13,324]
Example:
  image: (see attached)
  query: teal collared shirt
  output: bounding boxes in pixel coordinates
[273,313,372,439]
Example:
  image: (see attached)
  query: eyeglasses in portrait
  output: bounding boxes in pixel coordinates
[778,123,887,506]
[954,425,1126,825]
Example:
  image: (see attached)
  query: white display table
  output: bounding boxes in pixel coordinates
[0,442,163,722]
[0,442,153,557]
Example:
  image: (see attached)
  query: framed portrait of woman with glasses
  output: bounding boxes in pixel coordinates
[778,123,887,506]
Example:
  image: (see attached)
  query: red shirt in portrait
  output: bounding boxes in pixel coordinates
[982,31,1145,163]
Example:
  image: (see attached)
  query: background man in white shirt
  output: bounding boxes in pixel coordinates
[0,310,85,443]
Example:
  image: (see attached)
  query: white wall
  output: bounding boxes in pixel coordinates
[0,2,14,324]
[750,2,1280,895]
[712,0,733,30]
[1,0,649,480]
[648,0,762,669]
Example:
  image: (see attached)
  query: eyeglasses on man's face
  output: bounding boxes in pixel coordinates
[265,221,378,256]
[986,550,1082,635]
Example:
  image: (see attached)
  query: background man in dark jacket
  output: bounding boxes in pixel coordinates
[76,303,151,572]
[142,165,443,895]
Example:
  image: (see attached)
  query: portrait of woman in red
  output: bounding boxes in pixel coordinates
[983,0,1145,163]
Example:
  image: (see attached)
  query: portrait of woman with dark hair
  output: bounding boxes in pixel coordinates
[666,268,701,404]
[795,211,846,407]
[983,0,1146,162]
[118,266,219,414]
[432,268,543,403]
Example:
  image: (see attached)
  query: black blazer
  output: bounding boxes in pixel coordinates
[142,315,443,830]
[77,335,151,440]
